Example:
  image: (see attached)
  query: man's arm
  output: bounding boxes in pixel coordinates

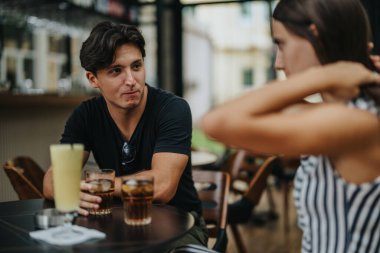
[43,151,90,199]
[42,166,55,200]
[114,152,188,203]
[43,151,101,216]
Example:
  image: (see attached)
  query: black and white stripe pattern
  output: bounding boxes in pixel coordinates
[294,97,380,253]
[294,156,380,253]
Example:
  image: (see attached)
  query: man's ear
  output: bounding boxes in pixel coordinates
[86,71,99,88]
[309,23,319,37]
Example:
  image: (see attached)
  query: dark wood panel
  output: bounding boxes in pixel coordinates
[0,93,95,108]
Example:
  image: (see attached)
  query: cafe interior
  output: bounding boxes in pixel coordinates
[0,0,379,252]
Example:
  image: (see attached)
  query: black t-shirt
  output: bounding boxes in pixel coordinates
[60,85,201,215]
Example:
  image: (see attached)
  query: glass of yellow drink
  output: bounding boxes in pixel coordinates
[50,143,83,238]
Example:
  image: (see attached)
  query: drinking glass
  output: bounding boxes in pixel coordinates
[121,176,154,225]
[50,143,84,238]
[85,169,115,215]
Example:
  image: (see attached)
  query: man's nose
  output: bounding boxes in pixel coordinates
[125,69,136,85]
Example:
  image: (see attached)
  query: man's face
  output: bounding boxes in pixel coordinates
[86,43,146,111]
[272,20,321,77]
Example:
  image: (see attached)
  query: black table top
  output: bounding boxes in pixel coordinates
[0,199,194,253]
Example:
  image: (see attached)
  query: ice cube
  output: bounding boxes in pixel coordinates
[88,180,102,193]
[100,179,112,192]
[143,184,153,195]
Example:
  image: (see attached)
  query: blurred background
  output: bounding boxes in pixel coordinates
[0,0,379,202]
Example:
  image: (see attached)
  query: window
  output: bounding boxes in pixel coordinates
[240,2,252,18]
[243,68,254,87]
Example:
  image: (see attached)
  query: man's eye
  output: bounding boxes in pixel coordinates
[132,63,142,71]
[110,68,121,74]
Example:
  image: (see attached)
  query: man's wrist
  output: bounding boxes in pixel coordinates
[114,177,122,197]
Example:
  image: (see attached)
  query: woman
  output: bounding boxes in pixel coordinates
[201,0,380,252]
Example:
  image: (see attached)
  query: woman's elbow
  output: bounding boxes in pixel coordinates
[201,112,225,140]
[200,115,213,137]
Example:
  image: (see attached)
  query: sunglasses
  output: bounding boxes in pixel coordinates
[121,142,136,166]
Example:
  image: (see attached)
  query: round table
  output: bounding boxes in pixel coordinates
[191,150,218,167]
[0,199,195,253]
[75,205,194,252]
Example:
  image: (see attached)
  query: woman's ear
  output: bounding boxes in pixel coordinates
[309,24,319,37]
[86,71,99,88]
[368,42,374,53]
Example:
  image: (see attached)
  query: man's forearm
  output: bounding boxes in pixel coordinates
[43,168,54,199]
[115,169,176,204]
[114,177,123,198]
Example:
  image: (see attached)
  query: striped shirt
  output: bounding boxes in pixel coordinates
[293,96,380,253]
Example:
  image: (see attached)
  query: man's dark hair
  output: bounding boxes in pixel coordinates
[80,21,146,74]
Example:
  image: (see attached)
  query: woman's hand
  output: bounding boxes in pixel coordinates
[78,180,102,216]
[370,55,380,71]
[368,42,380,71]
[322,61,380,99]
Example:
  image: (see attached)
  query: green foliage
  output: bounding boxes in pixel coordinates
[192,128,226,156]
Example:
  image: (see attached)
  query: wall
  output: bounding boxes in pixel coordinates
[183,17,213,126]
[0,105,74,202]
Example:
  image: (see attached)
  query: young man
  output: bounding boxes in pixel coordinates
[43,21,207,250]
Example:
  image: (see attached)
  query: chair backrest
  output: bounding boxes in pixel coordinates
[192,170,230,252]
[3,156,45,200]
[243,155,278,205]
[221,150,268,195]
[226,150,258,181]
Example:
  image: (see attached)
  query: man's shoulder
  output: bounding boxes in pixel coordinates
[76,96,104,112]
[71,96,105,122]
[148,85,189,108]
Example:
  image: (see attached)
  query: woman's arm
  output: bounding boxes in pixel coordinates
[201,62,380,156]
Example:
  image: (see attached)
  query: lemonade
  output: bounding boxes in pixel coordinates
[50,144,83,212]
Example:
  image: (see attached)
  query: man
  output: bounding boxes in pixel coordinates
[43,21,208,250]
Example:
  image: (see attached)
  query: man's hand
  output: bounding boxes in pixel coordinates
[78,180,102,216]
[370,55,380,71]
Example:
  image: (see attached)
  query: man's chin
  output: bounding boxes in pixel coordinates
[122,101,140,110]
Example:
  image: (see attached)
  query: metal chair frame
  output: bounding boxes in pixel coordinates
[192,170,231,252]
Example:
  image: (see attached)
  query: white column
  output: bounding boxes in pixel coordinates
[33,28,48,90]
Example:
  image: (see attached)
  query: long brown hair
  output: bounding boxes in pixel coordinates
[273,0,379,103]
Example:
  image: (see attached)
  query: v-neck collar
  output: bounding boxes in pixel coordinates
[102,84,152,145]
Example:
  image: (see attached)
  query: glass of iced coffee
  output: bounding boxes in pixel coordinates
[85,169,115,215]
[121,176,154,225]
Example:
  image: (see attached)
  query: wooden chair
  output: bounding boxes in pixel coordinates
[3,156,45,199]
[192,170,231,252]
[226,153,279,253]
[222,150,277,215]
[277,156,300,230]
